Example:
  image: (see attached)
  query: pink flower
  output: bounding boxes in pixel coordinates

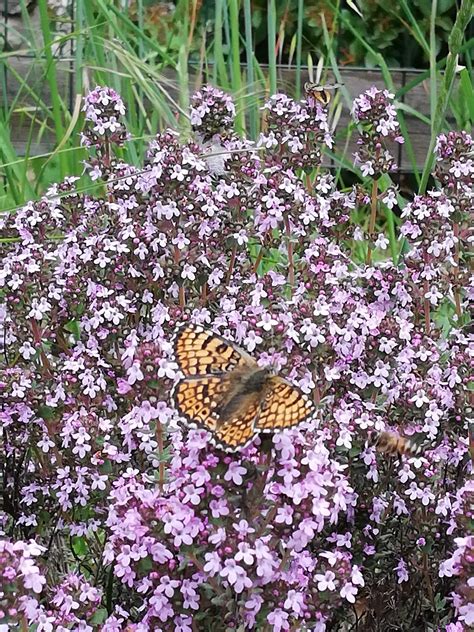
[395,559,409,584]
[314,570,336,591]
[224,462,247,485]
[219,559,252,593]
[267,608,290,631]
[340,582,358,603]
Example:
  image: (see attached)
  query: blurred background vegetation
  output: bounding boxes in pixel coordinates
[144,0,469,68]
[0,0,473,211]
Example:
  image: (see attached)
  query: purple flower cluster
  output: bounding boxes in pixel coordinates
[190,85,236,141]
[102,433,359,629]
[80,86,129,181]
[439,480,474,628]
[0,540,46,613]
[82,86,127,143]
[0,84,472,630]
[259,92,333,172]
[351,86,403,176]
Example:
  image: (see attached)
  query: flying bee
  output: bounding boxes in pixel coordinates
[304,82,343,106]
[370,430,422,458]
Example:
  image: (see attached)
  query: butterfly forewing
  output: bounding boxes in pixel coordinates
[174,324,256,377]
[173,375,230,432]
[255,376,315,432]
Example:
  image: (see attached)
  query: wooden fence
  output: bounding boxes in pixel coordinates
[2,53,443,172]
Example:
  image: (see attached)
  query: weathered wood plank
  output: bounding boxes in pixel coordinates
[2,56,442,171]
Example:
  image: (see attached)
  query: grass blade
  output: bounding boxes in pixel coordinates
[419,0,473,193]
[295,0,304,100]
[38,0,68,177]
[429,0,438,127]
[229,0,244,134]
[243,0,257,138]
[267,0,277,96]
[214,0,229,89]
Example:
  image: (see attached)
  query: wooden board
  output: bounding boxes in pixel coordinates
[2,56,445,172]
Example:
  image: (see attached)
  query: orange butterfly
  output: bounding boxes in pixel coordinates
[172,324,315,451]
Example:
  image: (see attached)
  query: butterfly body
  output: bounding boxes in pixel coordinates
[172,324,315,451]
[215,366,273,423]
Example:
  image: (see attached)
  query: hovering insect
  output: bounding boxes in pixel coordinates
[304,81,343,106]
[370,430,422,458]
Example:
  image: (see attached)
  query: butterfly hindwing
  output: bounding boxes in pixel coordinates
[255,376,315,432]
[174,374,260,450]
[174,324,256,377]
[214,397,261,452]
[173,375,230,432]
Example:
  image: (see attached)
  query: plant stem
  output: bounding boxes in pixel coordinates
[226,245,237,286]
[452,222,462,319]
[285,215,295,287]
[173,245,186,308]
[252,233,269,275]
[201,282,208,305]
[157,421,164,493]
[366,176,378,265]
[187,0,199,49]
[29,319,53,378]
[295,0,304,100]
[423,279,431,336]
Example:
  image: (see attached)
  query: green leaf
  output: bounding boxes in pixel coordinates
[459,68,474,121]
[434,593,448,611]
[438,0,456,11]
[435,16,454,31]
[90,609,109,624]
[364,50,379,68]
[64,319,81,339]
[37,405,56,420]
[349,445,361,457]
[138,556,153,572]
[72,536,88,557]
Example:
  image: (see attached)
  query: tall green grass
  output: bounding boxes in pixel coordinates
[1,0,473,219]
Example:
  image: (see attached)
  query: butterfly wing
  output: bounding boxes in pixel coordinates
[254,376,315,432]
[173,375,228,432]
[214,397,261,451]
[173,374,259,451]
[173,325,315,450]
[174,324,256,377]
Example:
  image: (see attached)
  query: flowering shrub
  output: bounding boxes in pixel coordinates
[0,84,472,630]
